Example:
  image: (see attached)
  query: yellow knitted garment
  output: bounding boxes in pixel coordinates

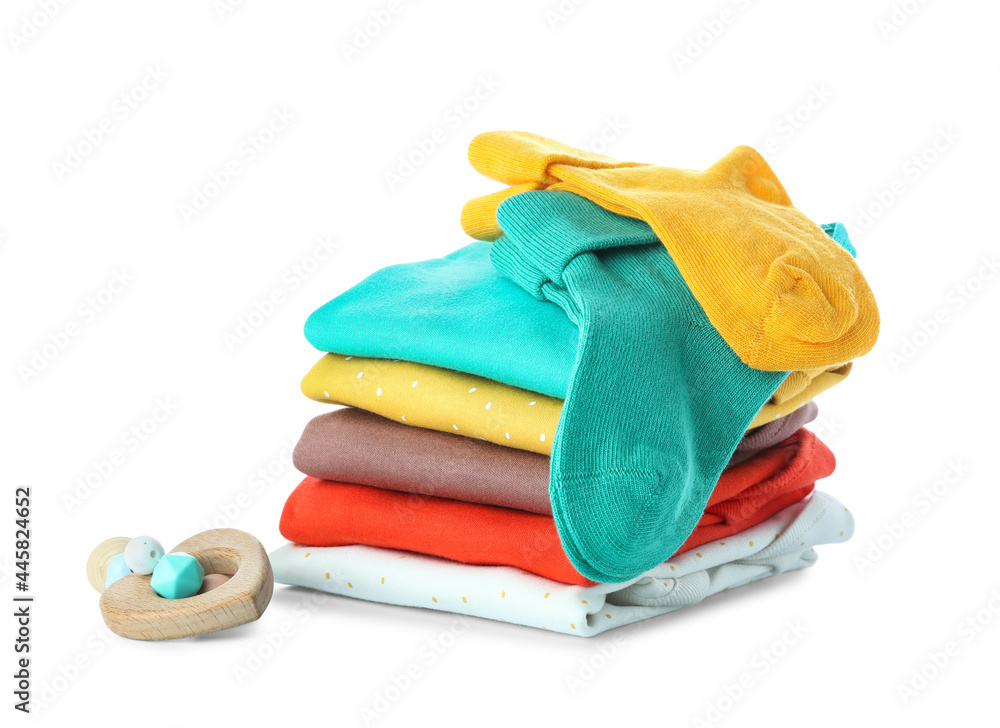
[460,131,879,372]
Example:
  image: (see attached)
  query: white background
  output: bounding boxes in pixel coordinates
[2,0,997,725]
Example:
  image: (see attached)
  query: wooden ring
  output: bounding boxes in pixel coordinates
[86,536,131,594]
[99,528,273,640]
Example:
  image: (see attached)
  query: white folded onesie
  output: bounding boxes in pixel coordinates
[268,491,853,637]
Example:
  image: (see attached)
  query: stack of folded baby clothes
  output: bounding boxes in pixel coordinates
[269,132,879,636]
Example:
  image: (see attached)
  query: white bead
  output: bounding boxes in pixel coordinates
[124,536,164,575]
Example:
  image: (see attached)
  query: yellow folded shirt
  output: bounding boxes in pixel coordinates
[301,355,851,456]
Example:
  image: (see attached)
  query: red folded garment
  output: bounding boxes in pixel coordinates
[279,429,833,586]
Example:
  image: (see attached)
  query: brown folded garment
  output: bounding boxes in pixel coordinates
[294,407,552,513]
[294,403,820,515]
[727,400,819,466]
[738,400,818,451]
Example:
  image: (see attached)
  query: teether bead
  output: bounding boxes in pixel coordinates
[150,552,205,599]
[104,553,133,589]
[198,573,232,594]
[124,536,164,575]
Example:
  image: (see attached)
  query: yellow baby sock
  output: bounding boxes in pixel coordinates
[460,131,879,371]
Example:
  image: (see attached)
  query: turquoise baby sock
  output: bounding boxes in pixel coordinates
[492,191,789,582]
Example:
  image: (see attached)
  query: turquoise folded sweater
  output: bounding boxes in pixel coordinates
[304,243,575,397]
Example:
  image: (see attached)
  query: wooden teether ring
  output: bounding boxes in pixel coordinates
[99,529,273,640]
[86,536,131,593]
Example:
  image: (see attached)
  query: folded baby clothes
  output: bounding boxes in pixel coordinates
[305,241,854,402]
[301,354,849,455]
[292,402,821,515]
[270,491,854,636]
[303,354,561,455]
[276,131,876,634]
[294,407,552,513]
[279,430,832,586]
[461,131,880,371]
[305,241,574,399]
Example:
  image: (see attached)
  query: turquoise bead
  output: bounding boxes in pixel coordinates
[104,553,133,589]
[150,552,205,599]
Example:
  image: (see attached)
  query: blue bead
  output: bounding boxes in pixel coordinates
[150,553,205,599]
[104,553,133,589]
